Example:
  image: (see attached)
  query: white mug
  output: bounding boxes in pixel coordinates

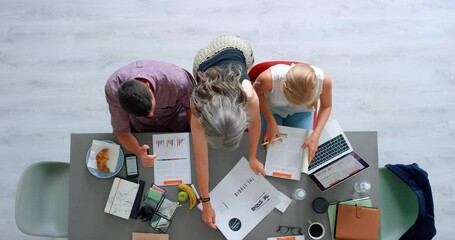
[308,221,325,240]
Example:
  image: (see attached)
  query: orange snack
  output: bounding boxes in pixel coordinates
[96,148,110,172]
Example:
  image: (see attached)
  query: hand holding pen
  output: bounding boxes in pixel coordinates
[261,136,283,146]
[263,123,283,150]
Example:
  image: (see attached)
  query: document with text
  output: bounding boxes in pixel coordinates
[264,126,311,181]
[210,157,280,240]
[153,133,191,186]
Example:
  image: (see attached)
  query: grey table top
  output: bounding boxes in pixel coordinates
[69,131,378,240]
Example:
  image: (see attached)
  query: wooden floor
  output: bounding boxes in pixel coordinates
[1,0,453,239]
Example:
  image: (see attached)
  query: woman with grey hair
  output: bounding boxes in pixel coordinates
[190,35,264,229]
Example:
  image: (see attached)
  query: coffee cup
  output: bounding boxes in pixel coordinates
[308,221,325,240]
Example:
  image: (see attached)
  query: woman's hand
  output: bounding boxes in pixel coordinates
[263,121,281,150]
[201,202,217,229]
[249,158,266,176]
[137,144,157,167]
[302,132,320,164]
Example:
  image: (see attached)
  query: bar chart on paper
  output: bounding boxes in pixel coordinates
[154,137,189,161]
[153,133,191,186]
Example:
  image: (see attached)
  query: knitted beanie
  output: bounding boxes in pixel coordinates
[193,35,254,77]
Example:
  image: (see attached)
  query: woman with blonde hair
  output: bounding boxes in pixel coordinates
[190,35,264,229]
[253,62,332,163]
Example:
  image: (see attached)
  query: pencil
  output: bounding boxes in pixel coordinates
[261,137,283,146]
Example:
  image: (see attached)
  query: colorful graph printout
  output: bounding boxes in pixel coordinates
[153,133,191,186]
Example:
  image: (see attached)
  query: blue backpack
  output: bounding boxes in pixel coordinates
[385,163,437,240]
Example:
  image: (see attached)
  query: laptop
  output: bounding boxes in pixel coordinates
[302,119,369,191]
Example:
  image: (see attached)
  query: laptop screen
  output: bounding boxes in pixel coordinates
[309,151,369,192]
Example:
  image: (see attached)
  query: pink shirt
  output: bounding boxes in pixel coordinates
[105,60,194,133]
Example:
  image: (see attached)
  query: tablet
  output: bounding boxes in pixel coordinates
[309,151,369,192]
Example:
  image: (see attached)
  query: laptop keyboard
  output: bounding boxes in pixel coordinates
[308,134,350,171]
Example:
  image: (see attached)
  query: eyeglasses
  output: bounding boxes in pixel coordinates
[276,225,303,235]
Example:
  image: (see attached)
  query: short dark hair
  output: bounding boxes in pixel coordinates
[117,79,152,116]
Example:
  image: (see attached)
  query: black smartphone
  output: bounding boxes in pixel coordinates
[124,154,139,178]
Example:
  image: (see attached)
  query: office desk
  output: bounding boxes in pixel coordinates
[69,131,378,240]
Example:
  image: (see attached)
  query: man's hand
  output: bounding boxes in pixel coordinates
[302,132,320,163]
[137,144,157,167]
[201,202,217,229]
[249,158,266,176]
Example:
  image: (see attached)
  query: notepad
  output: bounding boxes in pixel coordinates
[104,177,139,220]
[335,204,380,240]
[327,197,372,239]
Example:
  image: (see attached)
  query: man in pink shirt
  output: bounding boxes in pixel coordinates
[105,60,194,167]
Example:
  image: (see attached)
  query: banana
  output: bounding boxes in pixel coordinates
[178,183,197,210]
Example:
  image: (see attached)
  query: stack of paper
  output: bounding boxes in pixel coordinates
[104,177,139,220]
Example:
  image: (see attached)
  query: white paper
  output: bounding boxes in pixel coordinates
[275,191,292,213]
[104,177,139,220]
[153,133,191,186]
[210,158,280,240]
[87,140,120,173]
[267,236,305,240]
[264,126,311,180]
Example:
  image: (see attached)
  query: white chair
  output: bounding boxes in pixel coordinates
[15,161,70,237]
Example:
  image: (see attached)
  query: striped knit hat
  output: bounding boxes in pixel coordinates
[193,35,254,77]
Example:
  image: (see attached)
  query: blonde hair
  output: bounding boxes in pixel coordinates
[282,63,320,107]
[191,64,248,150]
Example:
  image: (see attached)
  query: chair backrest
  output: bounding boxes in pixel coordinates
[385,163,437,240]
[379,167,418,239]
[248,61,302,82]
[15,161,70,237]
[247,61,318,129]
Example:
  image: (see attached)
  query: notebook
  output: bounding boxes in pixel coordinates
[130,180,145,219]
[335,204,380,240]
[104,177,139,220]
[327,197,372,239]
[302,119,353,175]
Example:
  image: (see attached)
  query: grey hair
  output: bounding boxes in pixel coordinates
[191,64,248,150]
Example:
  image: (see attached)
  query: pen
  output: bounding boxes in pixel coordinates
[261,137,283,146]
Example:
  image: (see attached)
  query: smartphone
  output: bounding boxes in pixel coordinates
[124,154,139,178]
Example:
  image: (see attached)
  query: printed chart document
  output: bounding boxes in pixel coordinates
[264,126,311,180]
[153,133,191,186]
[210,157,280,240]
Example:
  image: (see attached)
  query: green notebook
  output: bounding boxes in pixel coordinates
[327,197,372,239]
